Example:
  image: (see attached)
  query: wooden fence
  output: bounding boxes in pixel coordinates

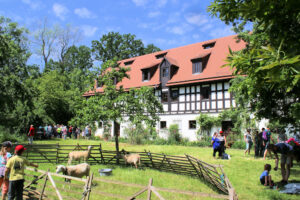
[24,167,93,200]
[16,143,237,199]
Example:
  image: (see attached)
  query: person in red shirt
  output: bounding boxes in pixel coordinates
[27,125,35,144]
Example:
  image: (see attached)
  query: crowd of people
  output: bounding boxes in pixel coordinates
[211,127,300,187]
[27,124,93,144]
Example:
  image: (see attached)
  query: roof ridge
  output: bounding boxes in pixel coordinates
[120,34,238,62]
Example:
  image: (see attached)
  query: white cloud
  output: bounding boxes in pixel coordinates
[132,0,148,6]
[22,0,41,10]
[157,0,167,8]
[53,3,69,20]
[209,26,235,38]
[74,7,96,19]
[167,23,193,35]
[185,13,209,26]
[148,11,161,18]
[81,25,98,37]
[168,26,185,35]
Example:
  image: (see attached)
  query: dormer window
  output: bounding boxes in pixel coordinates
[142,69,150,82]
[124,60,134,66]
[202,42,215,49]
[162,67,169,77]
[96,80,103,88]
[192,59,203,74]
[155,52,167,59]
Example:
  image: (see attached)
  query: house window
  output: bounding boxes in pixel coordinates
[113,77,118,85]
[96,80,103,88]
[155,52,167,59]
[203,42,215,49]
[193,60,202,74]
[189,120,196,129]
[142,69,150,81]
[201,86,210,99]
[161,92,168,103]
[162,67,169,77]
[171,89,179,101]
[160,121,167,129]
[124,60,134,66]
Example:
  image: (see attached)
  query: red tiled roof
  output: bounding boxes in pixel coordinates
[86,34,246,96]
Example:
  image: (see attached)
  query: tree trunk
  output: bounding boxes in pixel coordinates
[114,121,120,164]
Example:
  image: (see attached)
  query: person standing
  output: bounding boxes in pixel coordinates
[68,126,73,138]
[277,130,287,143]
[62,125,67,140]
[5,145,38,200]
[87,126,92,140]
[0,141,12,200]
[27,125,35,144]
[244,129,253,155]
[218,131,226,155]
[211,132,222,158]
[267,143,294,184]
[263,128,273,160]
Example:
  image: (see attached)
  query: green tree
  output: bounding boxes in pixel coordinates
[208,0,300,127]
[72,59,163,161]
[0,16,36,133]
[196,113,220,137]
[92,32,161,62]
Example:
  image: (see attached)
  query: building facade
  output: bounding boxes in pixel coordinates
[87,35,255,140]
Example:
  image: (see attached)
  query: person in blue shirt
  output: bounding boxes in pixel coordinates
[260,164,274,186]
[211,132,222,158]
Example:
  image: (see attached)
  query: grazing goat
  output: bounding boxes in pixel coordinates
[68,145,93,165]
[56,163,90,182]
[121,153,141,169]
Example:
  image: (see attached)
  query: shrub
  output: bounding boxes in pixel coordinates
[231,140,245,149]
[0,126,26,143]
[168,124,182,143]
[123,124,148,144]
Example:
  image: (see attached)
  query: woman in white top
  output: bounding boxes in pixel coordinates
[244,129,253,155]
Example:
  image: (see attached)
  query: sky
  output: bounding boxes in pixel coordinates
[0,0,239,66]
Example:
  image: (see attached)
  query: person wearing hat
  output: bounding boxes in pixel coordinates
[0,141,12,200]
[4,145,38,200]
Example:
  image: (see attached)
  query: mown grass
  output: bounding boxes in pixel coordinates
[28,138,300,200]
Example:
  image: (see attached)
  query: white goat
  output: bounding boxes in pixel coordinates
[56,163,90,182]
[68,146,93,165]
[122,153,141,169]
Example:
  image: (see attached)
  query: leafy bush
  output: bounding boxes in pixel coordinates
[0,126,26,143]
[168,124,182,143]
[196,113,219,137]
[231,140,245,149]
[123,124,151,144]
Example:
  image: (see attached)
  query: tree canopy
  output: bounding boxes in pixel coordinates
[92,32,161,62]
[208,0,300,127]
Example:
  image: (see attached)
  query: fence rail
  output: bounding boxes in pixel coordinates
[16,143,237,199]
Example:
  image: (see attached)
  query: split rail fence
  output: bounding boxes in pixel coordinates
[17,143,237,200]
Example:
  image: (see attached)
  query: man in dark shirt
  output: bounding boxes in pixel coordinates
[268,143,293,184]
[254,130,264,157]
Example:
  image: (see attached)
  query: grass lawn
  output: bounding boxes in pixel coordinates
[28,139,300,200]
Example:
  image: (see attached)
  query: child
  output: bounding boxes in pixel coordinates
[260,164,274,187]
[0,141,12,200]
[5,145,38,200]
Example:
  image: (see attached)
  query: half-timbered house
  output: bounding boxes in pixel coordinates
[87,35,248,140]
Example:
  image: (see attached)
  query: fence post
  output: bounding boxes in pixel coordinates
[56,143,59,164]
[145,150,155,169]
[39,169,49,200]
[99,143,105,164]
